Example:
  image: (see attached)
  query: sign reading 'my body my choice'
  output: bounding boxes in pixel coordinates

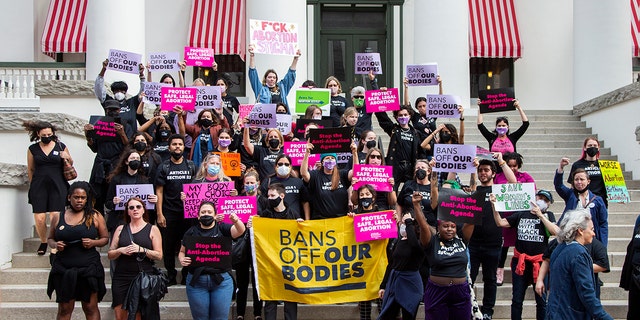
[250,19,299,56]
[182,182,235,218]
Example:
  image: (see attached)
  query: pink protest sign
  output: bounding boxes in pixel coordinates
[183,182,235,218]
[238,104,254,128]
[107,49,142,74]
[433,144,477,173]
[161,87,197,111]
[217,196,257,224]
[283,142,320,166]
[405,64,438,86]
[249,19,299,56]
[184,46,215,67]
[426,94,461,118]
[355,53,382,74]
[365,88,400,113]
[352,165,393,192]
[353,211,397,242]
[437,188,485,225]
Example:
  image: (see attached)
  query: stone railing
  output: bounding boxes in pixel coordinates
[0,62,86,99]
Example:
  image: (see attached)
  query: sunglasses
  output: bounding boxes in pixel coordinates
[353,96,364,99]
[277,162,291,167]
[369,154,382,159]
[128,205,143,210]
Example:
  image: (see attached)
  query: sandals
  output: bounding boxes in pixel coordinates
[37,243,48,256]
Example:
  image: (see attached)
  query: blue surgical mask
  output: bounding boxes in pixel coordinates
[207,164,221,176]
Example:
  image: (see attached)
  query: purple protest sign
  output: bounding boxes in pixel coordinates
[194,86,222,109]
[143,82,170,105]
[433,144,477,173]
[353,211,397,242]
[217,196,257,224]
[115,184,155,210]
[365,88,400,113]
[283,142,320,166]
[107,49,142,74]
[355,53,382,74]
[405,64,438,86]
[437,188,485,225]
[426,94,461,118]
[161,87,197,111]
[352,165,393,192]
[183,182,235,218]
[276,114,292,135]
[248,103,277,128]
[184,46,215,67]
[148,52,180,72]
[238,104,254,128]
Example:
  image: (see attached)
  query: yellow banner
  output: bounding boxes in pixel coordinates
[251,216,388,304]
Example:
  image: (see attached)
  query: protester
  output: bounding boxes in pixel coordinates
[568,136,608,207]
[191,153,232,184]
[185,108,230,168]
[303,105,323,120]
[403,75,442,159]
[243,126,284,182]
[324,76,349,127]
[420,121,465,187]
[248,44,301,106]
[397,159,436,227]
[476,100,529,153]
[350,148,396,211]
[259,154,309,220]
[620,214,640,319]
[128,131,162,184]
[217,76,241,126]
[377,105,421,190]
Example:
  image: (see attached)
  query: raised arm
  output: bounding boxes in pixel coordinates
[495,152,517,183]
[490,193,511,228]
[300,142,313,182]
[94,58,109,103]
[403,77,410,106]
[290,49,301,71]
[458,105,465,144]
[412,192,432,247]
[243,126,255,156]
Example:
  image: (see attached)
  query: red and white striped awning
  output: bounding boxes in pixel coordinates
[468,0,522,58]
[631,0,640,56]
[188,0,246,61]
[41,0,87,56]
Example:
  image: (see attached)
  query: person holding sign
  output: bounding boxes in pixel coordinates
[351,72,386,138]
[178,201,245,320]
[350,148,397,211]
[476,100,529,154]
[248,44,301,107]
[420,122,465,187]
[397,160,437,228]
[185,108,230,169]
[216,76,241,126]
[259,154,310,220]
[128,132,163,184]
[403,75,442,159]
[554,157,608,246]
[243,126,285,182]
[567,137,608,208]
[352,130,378,165]
[324,76,349,127]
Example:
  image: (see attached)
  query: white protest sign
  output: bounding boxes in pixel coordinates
[405,64,438,86]
[148,52,180,72]
[491,183,536,212]
[107,49,142,74]
[426,94,461,118]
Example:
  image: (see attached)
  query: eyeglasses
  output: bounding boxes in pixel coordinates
[369,155,382,159]
[128,205,143,210]
[353,96,364,99]
[277,163,291,167]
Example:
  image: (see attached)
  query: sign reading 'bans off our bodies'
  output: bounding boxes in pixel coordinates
[115,184,155,210]
[478,88,516,113]
[250,19,299,56]
[437,188,485,225]
[599,160,631,203]
[182,182,235,218]
[353,211,397,242]
[216,196,257,224]
[107,49,141,74]
[161,87,197,111]
[248,103,277,128]
[352,165,393,192]
[405,64,438,86]
[432,144,477,173]
[195,86,222,109]
[182,236,232,269]
[148,52,180,72]
[307,127,353,154]
[143,82,169,105]
[491,183,536,212]
[426,94,461,118]
[355,53,382,74]
[365,88,399,113]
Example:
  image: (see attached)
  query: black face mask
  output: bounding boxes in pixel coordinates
[359,197,373,208]
[268,197,282,208]
[199,118,213,127]
[585,147,598,157]
[170,151,183,160]
[159,130,171,138]
[268,139,280,149]
[440,132,452,143]
[40,136,54,145]
[416,169,427,180]
[128,160,141,170]
[133,142,147,152]
[366,140,376,149]
[199,215,215,227]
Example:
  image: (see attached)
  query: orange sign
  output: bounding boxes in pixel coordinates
[215,152,241,177]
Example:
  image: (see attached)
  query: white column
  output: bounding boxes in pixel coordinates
[573,0,630,104]
[86,0,146,94]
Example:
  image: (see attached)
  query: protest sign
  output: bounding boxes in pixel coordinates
[148,52,180,72]
[107,49,141,74]
[405,64,438,86]
[276,114,292,135]
[283,142,320,166]
[92,117,118,142]
[355,53,382,74]
[161,87,197,111]
[214,152,242,177]
[217,196,257,224]
[249,19,299,56]
[491,183,536,212]
[476,146,494,161]
[182,182,235,218]
[599,160,631,203]
[143,82,169,105]
[336,152,351,165]
[238,104,254,128]
[432,144,477,173]
[252,216,387,304]
[195,86,222,109]
[365,88,400,113]
[307,127,353,154]
[353,211,397,242]
[115,184,155,210]
[294,88,331,115]
[89,115,101,125]
[248,103,277,128]
[352,165,393,192]
[426,94,461,118]
[182,236,232,268]
[184,46,214,67]
[293,119,332,140]
[437,188,485,225]
[478,88,516,113]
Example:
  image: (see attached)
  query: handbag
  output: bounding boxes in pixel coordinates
[232,230,250,267]
[58,142,77,181]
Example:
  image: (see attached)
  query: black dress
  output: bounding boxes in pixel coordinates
[111,223,155,308]
[47,211,106,303]
[28,142,69,213]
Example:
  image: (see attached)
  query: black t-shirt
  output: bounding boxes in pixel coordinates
[569,159,607,202]
[506,211,556,255]
[221,95,240,126]
[307,169,351,219]
[270,90,282,104]
[426,234,468,278]
[260,205,298,220]
[252,146,281,181]
[156,159,195,214]
[259,176,308,219]
[398,180,436,227]
[543,238,610,273]
[182,223,233,273]
[470,185,502,247]
[392,128,416,162]
[326,95,349,127]
[153,141,170,162]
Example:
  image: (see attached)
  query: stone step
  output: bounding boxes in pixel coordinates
[474,282,625,301]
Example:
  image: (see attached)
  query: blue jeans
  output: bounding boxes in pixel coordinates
[510,258,546,320]
[469,244,501,316]
[186,272,234,320]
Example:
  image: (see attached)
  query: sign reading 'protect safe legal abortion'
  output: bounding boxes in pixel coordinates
[161,87,197,111]
[353,211,397,242]
[250,19,299,56]
[365,88,399,113]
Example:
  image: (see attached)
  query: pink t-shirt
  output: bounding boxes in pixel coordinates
[490,136,515,153]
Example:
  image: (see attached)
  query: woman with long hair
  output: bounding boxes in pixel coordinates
[216,76,241,126]
[185,108,230,168]
[127,132,162,183]
[476,100,529,153]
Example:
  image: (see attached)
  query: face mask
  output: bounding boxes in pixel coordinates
[199,118,213,127]
[207,164,221,176]
[249,128,259,135]
[170,151,182,160]
[244,184,256,194]
[536,199,548,212]
[114,92,126,101]
[277,110,287,114]
[359,197,373,208]
[128,160,141,170]
[330,87,338,95]
[416,169,427,180]
[323,160,337,170]
[399,224,407,238]
[313,115,322,120]
[133,141,147,152]
[218,139,231,148]
[199,215,215,227]
[353,98,364,107]
[40,136,54,145]
[440,132,452,143]
[365,140,376,149]
[268,197,282,208]
[397,116,410,125]
[496,127,508,135]
[585,146,598,157]
[159,130,171,138]
[276,165,291,176]
[107,109,120,118]
[268,138,280,149]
